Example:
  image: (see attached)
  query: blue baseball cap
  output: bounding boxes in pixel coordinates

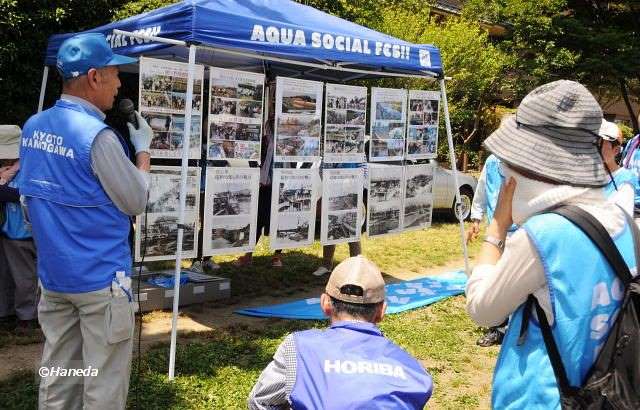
[56,33,137,79]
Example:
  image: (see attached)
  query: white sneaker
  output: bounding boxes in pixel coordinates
[312,266,330,277]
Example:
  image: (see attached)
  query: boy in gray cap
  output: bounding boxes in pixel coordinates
[465,80,638,408]
[248,255,433,410]
[0,124,38,332]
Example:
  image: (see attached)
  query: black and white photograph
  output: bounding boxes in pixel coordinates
[402,163,434,231]
[275,216,311,245]
[370,88,407,162]
[208,68,264,161]
[210,223,251,250]
[321,168,364,245]
[367,164,404,237]
[139,57,204,159]
[270,168,319,250]
[368,204,401,236]
[136,212,198,261]
[275,77,323,162]
[202,167,260,256]
[135,166,200,262]
[407,90,440,160]
[324,83,367,163]
[327,212,358,241]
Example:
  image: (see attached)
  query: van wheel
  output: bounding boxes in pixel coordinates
[449,186,473,221]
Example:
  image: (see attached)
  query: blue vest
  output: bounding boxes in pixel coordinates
[290,321,433,409]
[484,155,503,224]
[18,99,132,293]
[604,168,640,203]
[492,213,637,409]
[1,175,31,240]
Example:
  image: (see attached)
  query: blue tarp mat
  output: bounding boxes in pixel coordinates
[44,0,442,78]
[235,270,467,320]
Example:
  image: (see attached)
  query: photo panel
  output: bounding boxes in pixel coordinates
[402,163,435,231]
[369,87,407,162]
[207,68,265,161]
[139,57,204,159]
[324,84,367,163]
[202,167,260,256]
[320,168,364,245]
[270,168,319,250]
[274,77,323,162]
[134,165,201,262]
[367,164,404,237]
[406,90,440,160]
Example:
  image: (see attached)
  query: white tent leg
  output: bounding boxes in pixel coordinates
[38,66,49,113]
[168,44,197,380]
[439,78,470,275]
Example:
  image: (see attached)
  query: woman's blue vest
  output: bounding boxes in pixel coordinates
[492,213,637,409]
[290,321,433,409]
[18,99,132,293]
[1,174,31,240]
[604,168,640,207]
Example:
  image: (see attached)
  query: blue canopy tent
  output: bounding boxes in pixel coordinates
[38,0,468,379]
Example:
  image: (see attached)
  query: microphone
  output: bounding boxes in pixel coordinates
[118,98,139,129]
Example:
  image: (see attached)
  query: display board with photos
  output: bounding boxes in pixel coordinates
[138,57,204,159]
[270,168,319,250]
[369,87,407,162]
[324,84,367,163]
[274,77,323,162]
[135,166,201,262]
[407,90,440,160]
[402,163,434,231]
[202,167,260,256]
[367,164,404,237]
[208,68,265,162]
[320,168,364,245]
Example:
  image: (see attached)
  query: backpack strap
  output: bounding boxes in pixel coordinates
[519,205,637,396]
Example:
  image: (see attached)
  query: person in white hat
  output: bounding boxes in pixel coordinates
[465,80,638,408]
[598,120,639,216]
[0,124,38,333]
[248,256,433,410]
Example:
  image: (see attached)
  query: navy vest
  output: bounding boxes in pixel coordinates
[18,98,132,293]
[290,321,433,409]
[492,213,637,409]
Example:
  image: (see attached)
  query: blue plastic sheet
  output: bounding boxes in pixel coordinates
[235,270,467,320]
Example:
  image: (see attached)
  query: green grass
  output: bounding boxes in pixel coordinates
[0,221,492,409]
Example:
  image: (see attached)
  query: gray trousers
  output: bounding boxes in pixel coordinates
[38,284,134,410]
[0,237,38,320]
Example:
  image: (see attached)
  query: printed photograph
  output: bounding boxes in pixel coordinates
[237,82,263,101]
[405,172,433,198]
[238,100,262,119]
[236,124,261,141]
[327,212,358,241]
[210,224,251,249]
[277,117,321,138]
[142,74,173,92]
[369,204,401,236]
[211,79,238,98]
[209,140,235,159]
[404,201,432,228]
[141,91,171,110]
[347,96,366,110]
[142,214,195,257]
[327,109,347,124]
[212,188,252,216]
[375,101,403,121]
[147,174,198,213]
[278,181,313,212]
[276,216,310,244]
[210,121,238,140]
[370,176,402,202]
[328,193,358,211]
[282,89,317,115]
[211,97,237,116]
[346,110,365,125]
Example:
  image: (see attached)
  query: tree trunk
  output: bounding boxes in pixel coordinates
[619,78,639,134]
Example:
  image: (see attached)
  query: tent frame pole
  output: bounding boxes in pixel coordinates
[168,43,197,381]
[106,29,468,378]
[439,78,469,274]
[38,66,49,113]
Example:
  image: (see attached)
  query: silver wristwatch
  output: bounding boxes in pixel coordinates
[484,235,505,252]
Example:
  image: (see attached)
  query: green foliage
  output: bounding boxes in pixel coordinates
[0,0,129,125]
[113,0,176,20]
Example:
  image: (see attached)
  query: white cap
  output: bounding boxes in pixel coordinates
[598,120,620,142]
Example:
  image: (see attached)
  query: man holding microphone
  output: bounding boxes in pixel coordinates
[18,33,152,409]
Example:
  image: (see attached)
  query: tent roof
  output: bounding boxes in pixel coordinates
[44,0,443,81]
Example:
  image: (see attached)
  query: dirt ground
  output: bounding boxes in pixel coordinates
[0,258,468,382]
